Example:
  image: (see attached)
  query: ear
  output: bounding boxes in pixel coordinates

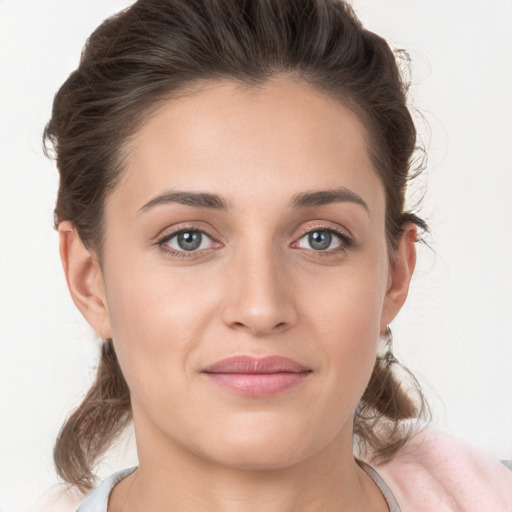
[380,224,417,330]
[58,221,112,339]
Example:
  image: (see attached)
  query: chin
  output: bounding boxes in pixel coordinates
[194,414,343,471]
[206,441,307,471]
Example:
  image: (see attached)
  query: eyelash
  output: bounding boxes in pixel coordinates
[155,225,352,259]
[156,228,219,259]
[293,226,352,254]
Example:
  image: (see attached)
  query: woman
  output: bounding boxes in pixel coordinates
[42,0,512,510]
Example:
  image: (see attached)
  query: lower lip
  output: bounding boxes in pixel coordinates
[204,372,310,397]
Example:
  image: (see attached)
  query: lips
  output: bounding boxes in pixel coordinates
[202,355,311,397]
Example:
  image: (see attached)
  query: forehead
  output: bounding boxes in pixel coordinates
[111,78,384,218]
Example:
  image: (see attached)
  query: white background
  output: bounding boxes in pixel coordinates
[0,0,511,510]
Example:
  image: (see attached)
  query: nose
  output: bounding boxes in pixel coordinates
[221,245,298,337]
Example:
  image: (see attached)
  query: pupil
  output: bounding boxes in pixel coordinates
[178,231,202,251]
[309,231,331,250]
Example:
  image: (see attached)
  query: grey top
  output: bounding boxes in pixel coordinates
[75,463,400,511]
[76,467,137,512]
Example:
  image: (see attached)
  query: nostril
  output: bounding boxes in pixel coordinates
[228,320,289,335]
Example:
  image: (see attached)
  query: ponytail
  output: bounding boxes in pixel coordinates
[54,340,131,492]
[354,356,430,463]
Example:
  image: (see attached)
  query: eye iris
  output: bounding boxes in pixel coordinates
[177,231,202,251]
[308,231,332,250]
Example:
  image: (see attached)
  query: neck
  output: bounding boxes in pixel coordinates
[109,425,388,512]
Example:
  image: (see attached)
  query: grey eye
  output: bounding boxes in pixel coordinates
[308,231,332,250]
[177,231,203,251]
[296,230,343,251]
[165,230,212,252]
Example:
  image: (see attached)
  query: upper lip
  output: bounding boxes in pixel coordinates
[203,355,311,374]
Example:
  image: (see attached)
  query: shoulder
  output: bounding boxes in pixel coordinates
[376,430,512,511]
[76,467,137,512]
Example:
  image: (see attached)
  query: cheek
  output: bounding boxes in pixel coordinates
[101,256,218,398]
[301,254,389,392]
[306,253,388,336]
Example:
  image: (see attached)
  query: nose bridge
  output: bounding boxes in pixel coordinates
[222,235,296,335]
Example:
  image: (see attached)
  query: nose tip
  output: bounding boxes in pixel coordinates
[222,257,297,337]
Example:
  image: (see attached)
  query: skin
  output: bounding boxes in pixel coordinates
[59,78,417,511]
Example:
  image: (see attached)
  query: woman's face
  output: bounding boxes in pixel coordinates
[75,78,414,470]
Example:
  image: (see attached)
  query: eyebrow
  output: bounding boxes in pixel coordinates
[291,187,370,214]
[137,187,369,215]
[138,191,231,214]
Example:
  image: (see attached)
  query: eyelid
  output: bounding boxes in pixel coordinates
[154,224,222,257]
[295,221,352,241]
[152,221,352,258]
[153,220,221,243]
[163,230,214,250]
[291,223,353,251]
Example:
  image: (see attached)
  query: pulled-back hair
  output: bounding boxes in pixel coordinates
[45,0,429,492]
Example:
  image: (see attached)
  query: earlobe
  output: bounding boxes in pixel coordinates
[58,221,112,339]
[380,224,417,329]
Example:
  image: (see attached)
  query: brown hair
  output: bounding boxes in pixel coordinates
[45,0,429,492]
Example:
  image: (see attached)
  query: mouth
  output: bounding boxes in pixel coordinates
[202,355,312,397]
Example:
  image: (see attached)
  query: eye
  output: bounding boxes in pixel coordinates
[161,230,214,252]
[295,229,347,251]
